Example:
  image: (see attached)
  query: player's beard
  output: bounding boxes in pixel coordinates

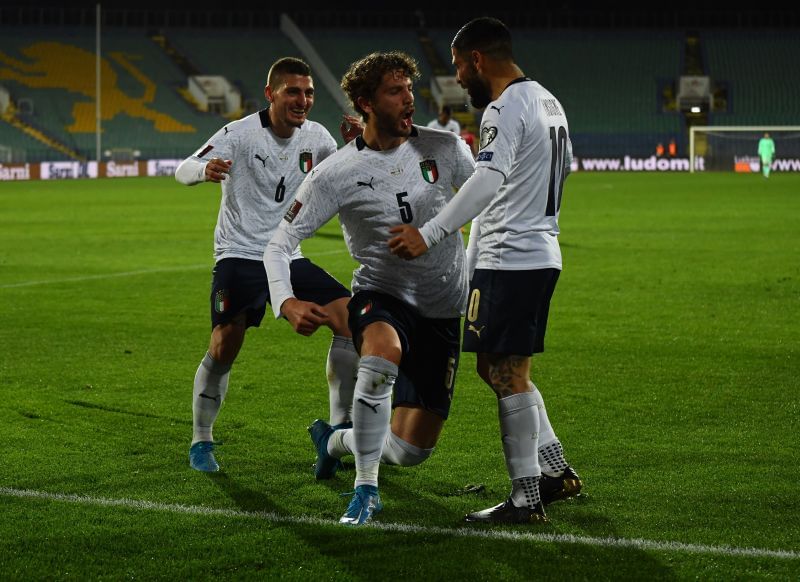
[373,107,412,139]
[462,64,493,110]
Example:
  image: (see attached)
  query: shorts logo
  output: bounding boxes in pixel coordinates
[467,324,485,338]
[284,200,302,223]
[214,289,229,313]
[299,151,313,174]
[476,151,493,162]
[480,125,498,150]
[360,301,372,316]
[419,159,439,183]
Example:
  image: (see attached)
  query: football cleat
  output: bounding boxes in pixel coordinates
[539,466,583,505]
[189,441,219,472]
[339,484,383,526]
[308,419,347,480]
[464,498,549,524]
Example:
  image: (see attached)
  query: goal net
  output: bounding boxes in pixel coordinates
[689,126,800,173]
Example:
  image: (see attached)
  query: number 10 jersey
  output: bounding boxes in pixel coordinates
[473,78,573,271]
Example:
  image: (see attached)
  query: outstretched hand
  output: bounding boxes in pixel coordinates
[388,225,429,260]
[340,114,364,144]
[281,298,330,336]
[205,158,232,182]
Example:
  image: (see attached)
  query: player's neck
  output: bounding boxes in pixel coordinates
[361,126,406,152]
[268,110,297,139]
[490,63,525,100]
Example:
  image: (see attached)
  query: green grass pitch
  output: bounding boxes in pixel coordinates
[1,172,798,579]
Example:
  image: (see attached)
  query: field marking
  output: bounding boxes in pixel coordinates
[0,250,347,289]
[2,487,798,561]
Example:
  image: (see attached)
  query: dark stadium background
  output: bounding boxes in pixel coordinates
[0,1,798,168]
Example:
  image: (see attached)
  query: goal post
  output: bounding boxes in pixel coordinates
[689,125,800,173]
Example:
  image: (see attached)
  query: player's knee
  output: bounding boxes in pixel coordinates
[210,321,246,365]
[381,432,433,466]
[324,297,351,337]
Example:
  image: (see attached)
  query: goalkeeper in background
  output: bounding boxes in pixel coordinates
[758,132,775,178]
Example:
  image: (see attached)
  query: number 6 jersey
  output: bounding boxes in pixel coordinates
[270,127,476,319]
[183,109,337,262]
[473,78,573,271]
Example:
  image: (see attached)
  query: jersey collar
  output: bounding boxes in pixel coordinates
[355,125,419,151]
[505,76,532,90]
[259,108,271,128]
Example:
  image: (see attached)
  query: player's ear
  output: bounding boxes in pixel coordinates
[472,50,483,72]
[356,96,372,117]
[264,85,273,104]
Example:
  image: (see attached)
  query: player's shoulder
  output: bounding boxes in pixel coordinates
[212,110,267,143]
[228,110,266,131]
[414,125,462,146]
[490,79,566,124]
[307,138,358,175]
[299,119,335,139]
[489,79,537,113]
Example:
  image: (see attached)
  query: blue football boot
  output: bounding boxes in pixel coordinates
[189,441,219,472]
[339,484,383,526]
[308,419,349,480]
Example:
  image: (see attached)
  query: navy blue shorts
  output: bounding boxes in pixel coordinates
[462,268,560,356]
[209,257,350,329]
[347,290,460,419]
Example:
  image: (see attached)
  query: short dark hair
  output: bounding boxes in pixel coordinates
[267,57,312,89]
[341,51,420,119]
[451,17,513,60]
[441,105,452,115]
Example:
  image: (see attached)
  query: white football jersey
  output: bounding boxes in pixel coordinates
[187,109,337,262]
[473,78,573,270]
[278,126,476,318]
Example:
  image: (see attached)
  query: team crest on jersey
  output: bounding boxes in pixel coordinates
[299,151,313,174]
[419,160,439,183]
[284,200,303,223]
[480,125,498,150]
[214,289,229,314]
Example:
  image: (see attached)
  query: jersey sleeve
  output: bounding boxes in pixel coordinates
[191,123,236,162]
[452,134,477,189]
[265,165,340,316]
[175,123,236,185]
[317,127,339,162]
[280,166,340,241]
[475,100,524,178]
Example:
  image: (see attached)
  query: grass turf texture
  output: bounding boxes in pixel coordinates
[1,173,798,579]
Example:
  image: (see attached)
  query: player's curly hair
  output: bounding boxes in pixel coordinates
[341,51,420,120]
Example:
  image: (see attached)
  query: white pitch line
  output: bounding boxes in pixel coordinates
[2,487,797,561]
[0,265,209,289]
[0,249,347,289]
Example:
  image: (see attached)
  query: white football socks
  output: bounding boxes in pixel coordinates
[498,391,542,508]
[329,429,433,467]
[529,381,569,474]
[352,355,397,488]
[192,352,231,445]
[326,335,359,426]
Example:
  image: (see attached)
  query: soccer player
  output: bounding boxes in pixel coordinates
[388,17,582,524]
[175,57,361,473]
[264,51,476,526]
[758,132,775,178]
[427,104,461,134]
